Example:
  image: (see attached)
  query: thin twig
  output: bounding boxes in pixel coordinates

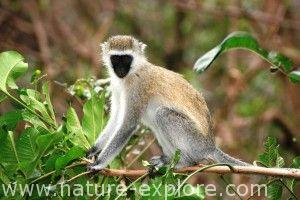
[278,179,298,199]
[30,161,86,184]
[65,171,92,184]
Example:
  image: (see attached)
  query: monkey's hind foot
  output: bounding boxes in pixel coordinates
[87,159,105,173]
[148,155,169,177]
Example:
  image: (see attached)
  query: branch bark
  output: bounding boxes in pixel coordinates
[96,164,300,180]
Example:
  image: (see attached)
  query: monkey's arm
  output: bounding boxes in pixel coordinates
[87,94,120,158]
[88,99,140,170]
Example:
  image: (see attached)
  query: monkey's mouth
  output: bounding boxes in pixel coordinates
[110,55,133,78]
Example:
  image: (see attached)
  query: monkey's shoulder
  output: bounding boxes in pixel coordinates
[135,64,187,87]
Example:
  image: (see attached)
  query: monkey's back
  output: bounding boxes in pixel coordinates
[136,64,213,137]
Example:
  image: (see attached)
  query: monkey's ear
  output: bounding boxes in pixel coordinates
[139,42,147,54]
[100,42,108,52]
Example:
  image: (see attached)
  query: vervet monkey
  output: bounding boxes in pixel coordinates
[87,35,249,171]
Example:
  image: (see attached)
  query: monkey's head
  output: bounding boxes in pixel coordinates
[101,35,147,78]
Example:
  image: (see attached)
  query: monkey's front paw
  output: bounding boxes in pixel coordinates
[86,146,101,160]
[87,160,105,172]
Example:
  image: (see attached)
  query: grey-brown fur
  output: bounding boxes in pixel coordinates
[108,35,134,50]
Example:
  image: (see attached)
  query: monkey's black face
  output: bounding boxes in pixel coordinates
[110,55,133,78]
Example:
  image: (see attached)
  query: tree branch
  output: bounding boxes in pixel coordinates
[96,164,300,179]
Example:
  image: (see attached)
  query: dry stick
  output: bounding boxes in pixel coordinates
[97,165,300,180]
[30,162,300,185]
[31,159,300,184]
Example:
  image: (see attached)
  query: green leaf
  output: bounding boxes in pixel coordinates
[6,59,28,89]
[194,31,293,74]
[42,82,56,124]
[285,179,296,194]
[44,152,63,172]
[258,137,282,167]
[82,93,106,145]
[267,182,282,200]
[15,128,40,176]
[0,110,22,130]
[66,107,90,150]
[0,92,7,103]
[140,177,165,200]
[276,156,285,168]
[288,70,300,83]
[16,127,39,163]
[22,110,48,129]
[161,149,181,180]
[292,156,300,168]
[55,146,85,171]
[20,89,53,124]
[171,149,181,168]
[0,51,28,92]
[0,130,20,166]
[19,160,39,177]
[0,166,10,185]
[36,130,64,158]
[0,127,43,177]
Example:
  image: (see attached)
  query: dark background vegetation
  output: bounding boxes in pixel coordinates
[0,0,299,198]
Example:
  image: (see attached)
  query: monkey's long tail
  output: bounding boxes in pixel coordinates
[212,148,251,166]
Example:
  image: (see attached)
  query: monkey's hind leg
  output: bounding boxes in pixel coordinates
[155,107,212,168]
